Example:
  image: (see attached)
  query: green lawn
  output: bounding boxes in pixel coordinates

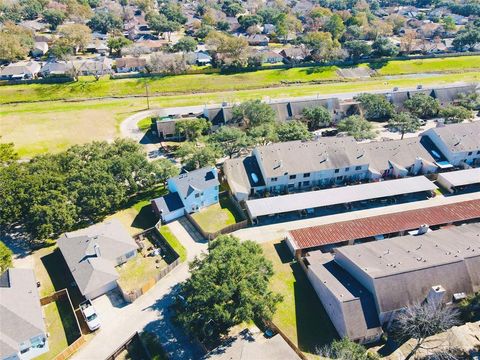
[138,117,154,131]
[107,185,167,235]
[117,248,167,293]
[191,195,243,233]
[35,299,81,360]
[2,70,480,159]
[159,225,187,262]
[375,55,480,75]
[2,55,480,104]
[261,240,338,359]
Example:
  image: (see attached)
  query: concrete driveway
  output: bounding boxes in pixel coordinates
[73,218,208,360]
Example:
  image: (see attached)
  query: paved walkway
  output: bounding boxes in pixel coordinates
[73,218,207,360]
[232,191,480,243]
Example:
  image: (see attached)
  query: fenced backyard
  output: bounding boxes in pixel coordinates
[38,289,86,360]
[118,227,181,303]
[186,192,249,240]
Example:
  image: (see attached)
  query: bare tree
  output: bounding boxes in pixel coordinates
[147,53,189,74]
[391,303,461,360]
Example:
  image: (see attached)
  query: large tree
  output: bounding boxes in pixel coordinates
[205,31,248,67]
[302,31,344,62]
[439,105,473,123]
[151,158,179,185]
[0,139,158,244]
[344,40,372,60]
[173,36,198,53]
[175,235,282,343]
[388,112,421,139]
[209,126,250,158]
[231,100,276,128]
[276,121,312,142]
[175,119,210,141]
[372,37,398,57]
[302,106,332,130]
[174,142,219,170]
[57,24,92,54]
[88,12,123,33]
[337,115,376,140]
[107,36,132,56]
[404,94,440,119]
[0,242,13,273]
[42,9,66,30]
[355,93,395,121]
[391,303,460,360]
[0,22,34,62]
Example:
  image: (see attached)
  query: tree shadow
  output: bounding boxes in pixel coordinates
[141,284,205,360]
[369,60,389,70]
[291,261,338,352]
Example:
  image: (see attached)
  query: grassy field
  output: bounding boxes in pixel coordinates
[375,55,480,75]
[191,195,243,233]
[2,70,479,158]
[261,240,338,359]
[1,55,479,104]
[159,225,187,262]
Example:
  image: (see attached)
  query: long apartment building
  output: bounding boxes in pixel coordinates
[303,223,480,344]
[224,122,480,201]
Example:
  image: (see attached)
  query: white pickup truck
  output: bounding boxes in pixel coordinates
[79,300,101,331]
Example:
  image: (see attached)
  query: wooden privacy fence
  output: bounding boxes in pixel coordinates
[119,258,180,303]
[105,332,151,360]
[40,289,86,360]
[120,227,181,303]
[263,320,308,360]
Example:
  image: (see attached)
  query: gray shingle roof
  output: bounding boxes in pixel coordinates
[171,167,219,200]
[152,192,185,216]
[359,137,436,174]
[253,137,369,178]
[58,219,137,296]
[427,122,480,153]
[0,269,45,358]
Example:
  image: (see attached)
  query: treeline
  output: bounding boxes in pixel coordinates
[0,139,176,243]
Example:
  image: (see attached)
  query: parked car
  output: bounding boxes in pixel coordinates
[80,300,101,331]
[321,129,338,137]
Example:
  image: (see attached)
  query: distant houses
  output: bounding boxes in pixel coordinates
[0,61,41,80]
[0,268,49,360]
[151,167,220,223]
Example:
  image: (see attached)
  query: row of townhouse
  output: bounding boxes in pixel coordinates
[224,121,480,202]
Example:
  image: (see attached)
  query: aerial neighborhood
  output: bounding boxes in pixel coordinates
[1,0,480,358]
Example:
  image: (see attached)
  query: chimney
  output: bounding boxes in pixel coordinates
[427,285,446,307]
[417,224,429,235]
[93,243,101,258]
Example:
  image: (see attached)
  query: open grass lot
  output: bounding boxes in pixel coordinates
[261,240,338,359]
[191,195,243,233]
[159,225,187,262]
[1,55,480,104]
[2,70,479,158]
[375,55,480,75]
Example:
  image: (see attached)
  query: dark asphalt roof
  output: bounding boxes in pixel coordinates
[152,192,185,216]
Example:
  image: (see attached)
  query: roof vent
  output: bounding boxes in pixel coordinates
[93,243,101,258]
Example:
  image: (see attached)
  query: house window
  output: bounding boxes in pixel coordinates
[303,173,310,178]
[288,183,295,189]
[334,169,340,173]
[355,166,362,170]
[345,167,350,172]
[477,151,480,155]
[303,181,310,186]
[195,193,200,198]
[271,177,278,182]
[126,250,136,259]
[214,196,218,201]
[336,176,343,181]
[468,152,473,156]
[289,174,296,180]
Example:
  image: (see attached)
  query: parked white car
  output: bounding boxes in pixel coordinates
[79,300,101,331]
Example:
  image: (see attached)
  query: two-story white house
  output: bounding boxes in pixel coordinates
[152,167,220,223]
[423,122,480,167]
[252,137,371,193]
[0,269,49,360]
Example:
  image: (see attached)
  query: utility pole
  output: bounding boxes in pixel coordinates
[145,82,150,110]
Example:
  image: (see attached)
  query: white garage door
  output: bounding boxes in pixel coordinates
[85,281,118,300]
